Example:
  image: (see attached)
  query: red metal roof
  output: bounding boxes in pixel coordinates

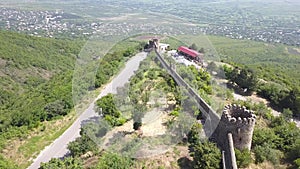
[178,46,199,58]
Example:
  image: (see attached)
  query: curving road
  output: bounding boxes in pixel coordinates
[28,52,147,169]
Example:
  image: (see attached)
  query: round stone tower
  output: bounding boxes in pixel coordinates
[215,104,256,150]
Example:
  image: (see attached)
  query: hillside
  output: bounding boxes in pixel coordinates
[0,31,83,130]
[0,31,145,168]
[208,35,300,87]
[0,30,81,94]
[173,34,300,117]
[208,36,300,117]
[0,30,84,168]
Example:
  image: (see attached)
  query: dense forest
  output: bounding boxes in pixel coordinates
[0,30,82,128]
[0,30,83,167]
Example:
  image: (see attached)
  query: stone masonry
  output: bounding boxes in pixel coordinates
[214,104,256,150]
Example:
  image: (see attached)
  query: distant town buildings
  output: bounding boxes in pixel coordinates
[1,7,299,46]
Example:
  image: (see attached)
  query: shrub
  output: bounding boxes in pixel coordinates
[190,140,221,169]
[94,152,133,169]
[40,157,83,169]
[235,149,252,168]
[254,144,283,165]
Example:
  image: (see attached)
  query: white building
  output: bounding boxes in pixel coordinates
[158,43,170,53]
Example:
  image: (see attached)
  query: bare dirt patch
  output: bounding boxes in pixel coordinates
[0,58,6,66]
[246,161,287,169]
[101,108,170,150]
[134,145,192,169]
[287,47,300,55]
[97,13,139,21]
[0,58,7,77]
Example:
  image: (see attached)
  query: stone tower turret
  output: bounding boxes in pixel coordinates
[214,104,256,150]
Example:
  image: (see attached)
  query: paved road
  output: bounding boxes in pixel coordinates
[28,52,147,169]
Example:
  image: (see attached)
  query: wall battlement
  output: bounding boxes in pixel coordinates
[214,104,256,151]
[154,50,256,168]
[222,104,256,128]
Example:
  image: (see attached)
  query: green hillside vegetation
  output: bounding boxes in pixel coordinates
[0,31,143,168]
[175,34,300,88]
[214,39,300,117]
[0,30,83,167]
[178,34,300,117]
[0,31,143,130]
[43,50,204,168]
[208,35,300,87]
[0,30,84,128]
[232,100,300,168]
[1,31,299,168]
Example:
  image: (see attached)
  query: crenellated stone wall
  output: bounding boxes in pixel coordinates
[154,50,256,168]
[214,104,256,151]
[213,104,256,169]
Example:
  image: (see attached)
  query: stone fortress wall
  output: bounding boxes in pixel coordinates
[152,42,256,169]
[214,104,256,169]
[217,104,256,150]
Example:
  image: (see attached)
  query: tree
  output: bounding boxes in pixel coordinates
[67,124,99,157]
[187,123,220,169]
[189,43,198,51]
[96,94,120,118]
[272,122,300,152]
[132,104,146,130]
[190,140,221,169]
[132,111,143,131]
[123,48,134,57]
[236,68,258,94]
[95,94,126,126]
[93,152,133,169]
[187,123,202,145]
[198,47,205,53]
[235,149,252,168]
[225,66,258,94]
[39,157,83,169]
[282,108,293,120]
[44,100,69,120]
[252,128,279,149]
[254,143,283,165]
[67,135,97,157]
[206,62,218,74]
[287,138,300,166]
[281,87,300,117]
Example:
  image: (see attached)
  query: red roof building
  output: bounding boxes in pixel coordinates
[178,46,199,58]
